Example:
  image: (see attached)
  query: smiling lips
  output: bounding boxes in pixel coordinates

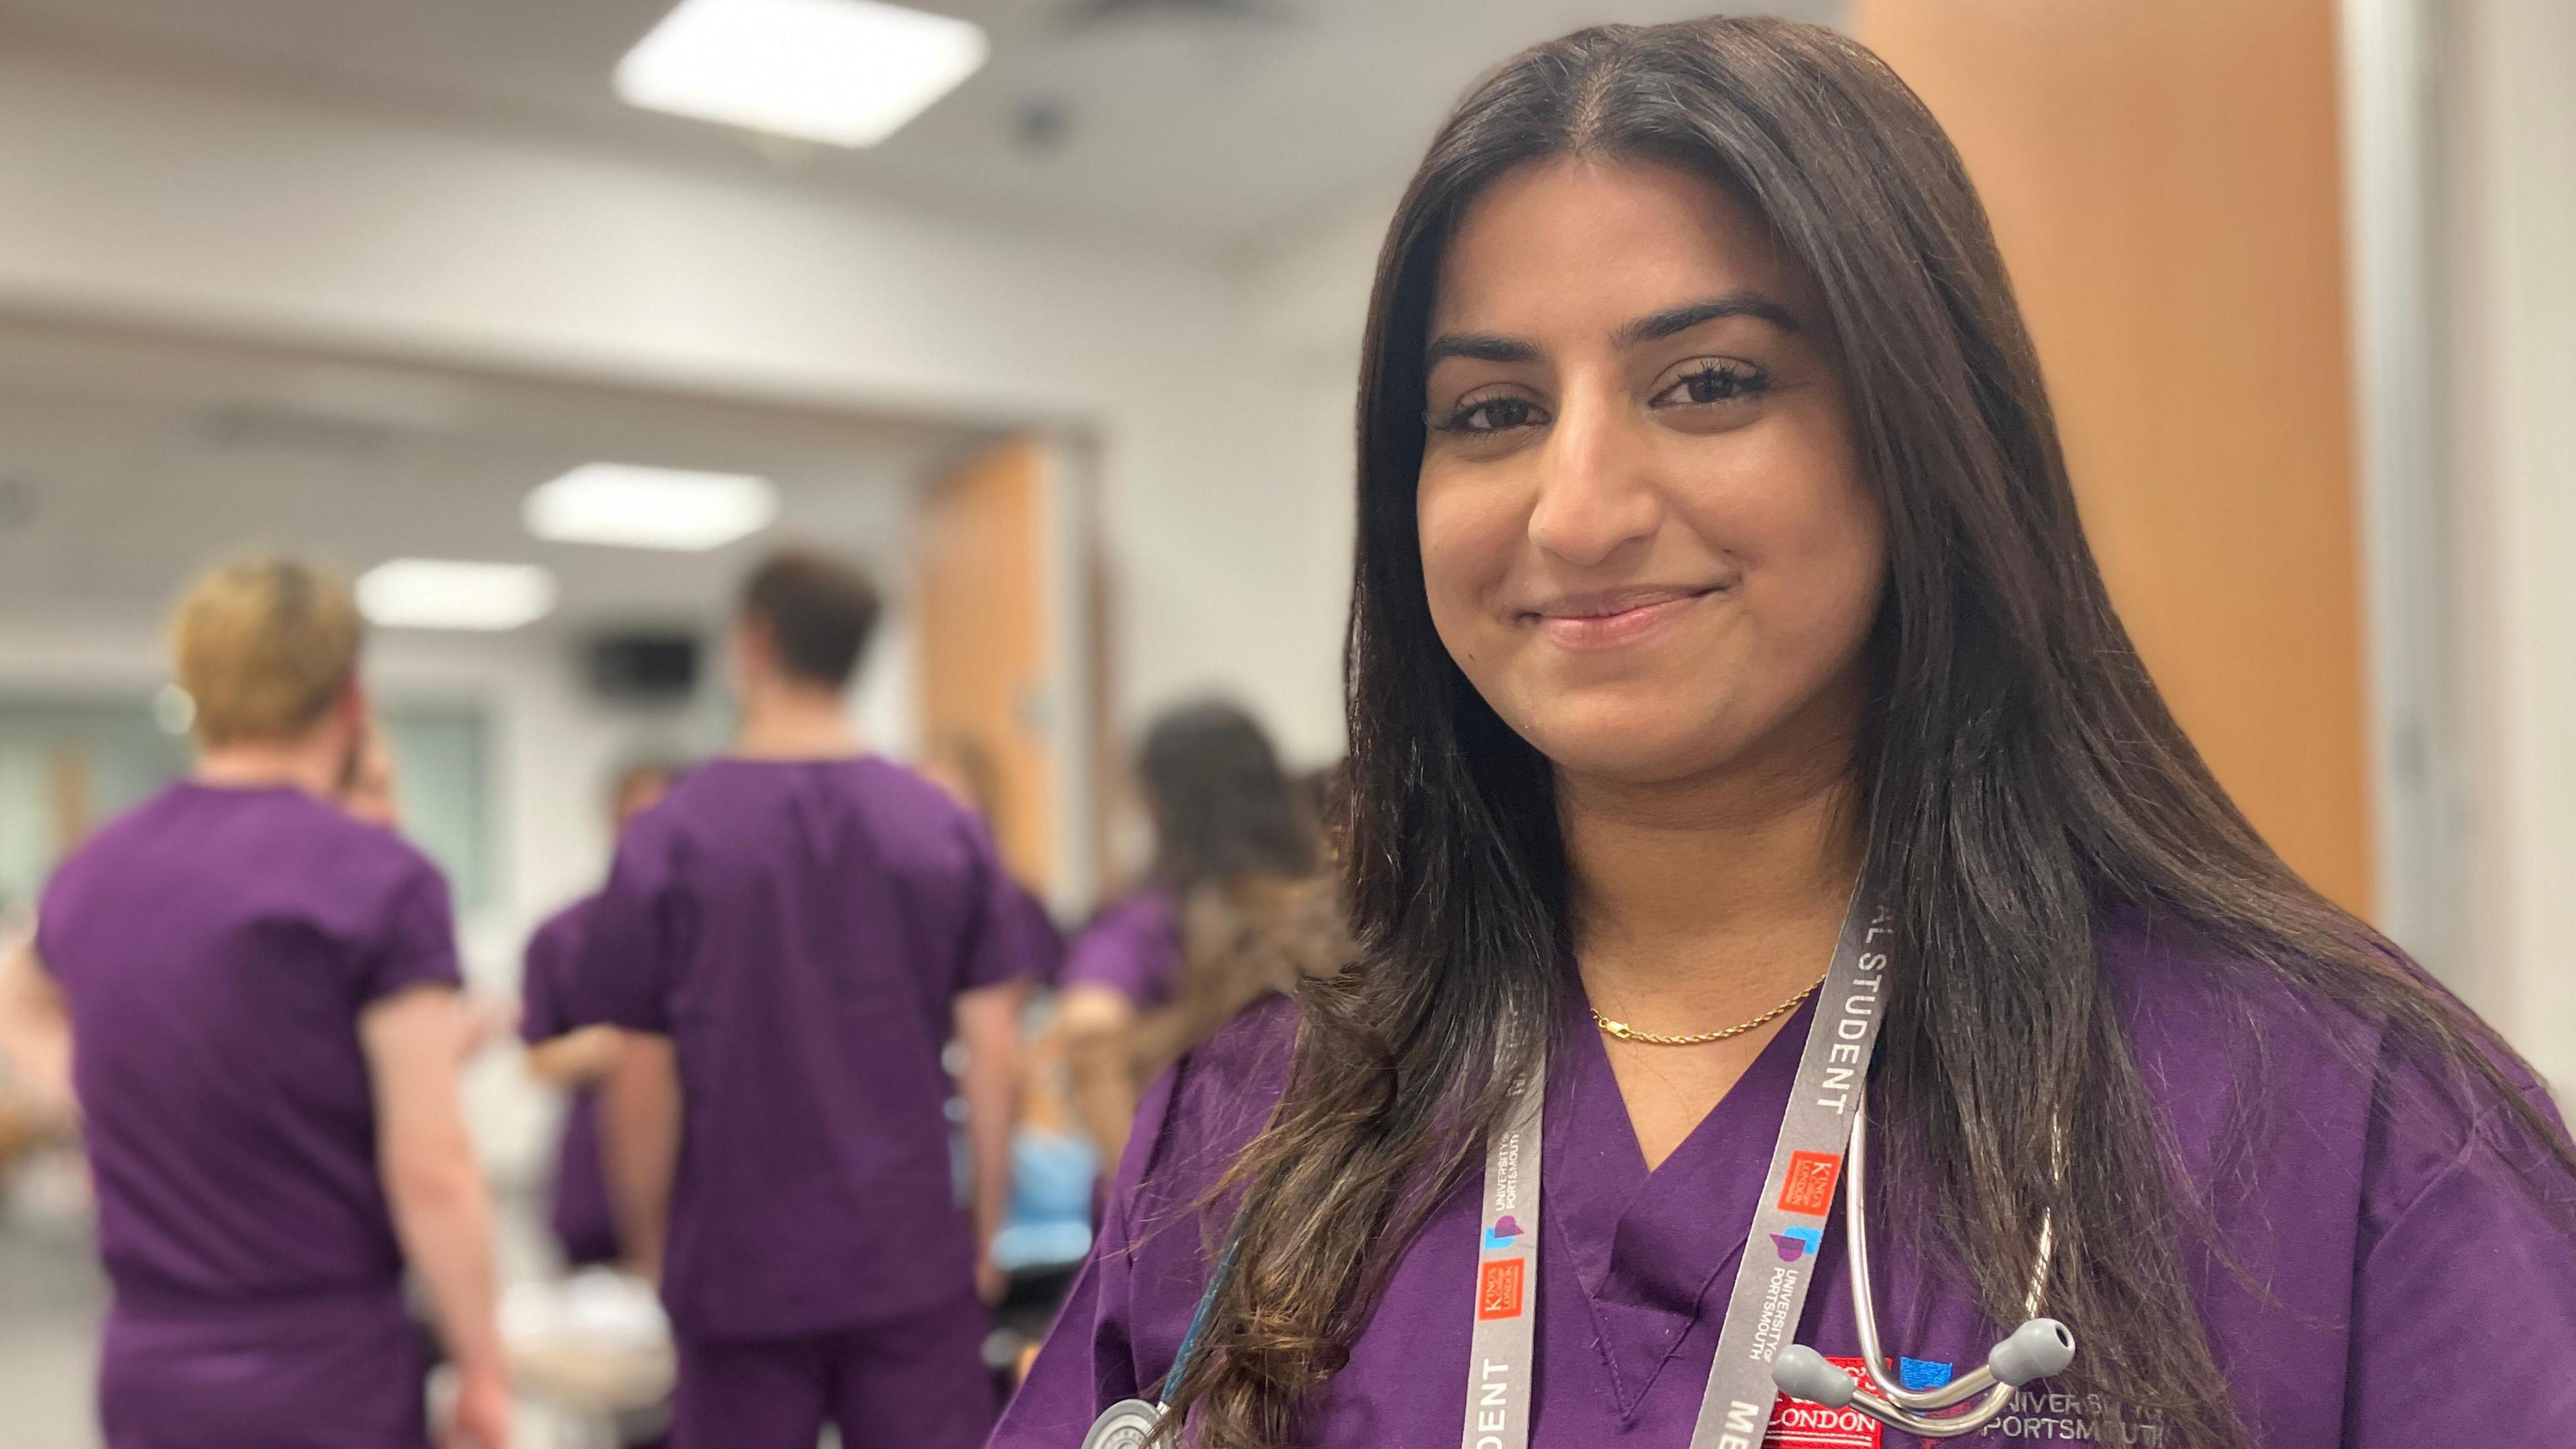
[1525,584,1726,649]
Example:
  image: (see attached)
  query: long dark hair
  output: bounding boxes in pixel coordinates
[1138,701,1318,896]
[1165,17,2573,1448]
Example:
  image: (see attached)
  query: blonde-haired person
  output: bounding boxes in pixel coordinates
[0,557,511,1449]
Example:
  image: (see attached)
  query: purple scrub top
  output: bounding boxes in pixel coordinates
[36,782,462,1314]
[1012,881,1067,987]
[996,911,2576,1448]
[563,756,1042,1341]
[520,898,621,1269]
[1059,888,1183,1009]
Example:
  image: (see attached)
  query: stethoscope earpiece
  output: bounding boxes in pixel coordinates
[1771,1345,1860,1409]
[1988,1317,2076,1387]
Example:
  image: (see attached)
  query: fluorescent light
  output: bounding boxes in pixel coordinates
[357,559,557,632]
[615,0,988,148]
[526,463,780,551]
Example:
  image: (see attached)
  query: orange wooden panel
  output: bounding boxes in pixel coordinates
[919,437,1054,890]
[1853,0,2373,914]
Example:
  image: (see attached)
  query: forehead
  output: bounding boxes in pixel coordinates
[1430,156,1799,337]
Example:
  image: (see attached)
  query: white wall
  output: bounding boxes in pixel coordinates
[0,44,1356,773]
[2450,0,2576,1095]
[1219,184,1401,763]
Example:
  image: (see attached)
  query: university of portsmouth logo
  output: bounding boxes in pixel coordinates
[1771,1224,1823,1261]
[1481,1214,1524,1252]
[1477,1257,1526,1321]
[1777,1150,1843,1217]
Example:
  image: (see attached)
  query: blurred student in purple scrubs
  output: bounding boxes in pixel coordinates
[561,549,1034,1449]
[1057,701,1328,1167]
[0,557,510,1449]
[519,761,675,1274]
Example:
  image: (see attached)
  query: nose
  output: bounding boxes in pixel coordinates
[1525,383,1660,568]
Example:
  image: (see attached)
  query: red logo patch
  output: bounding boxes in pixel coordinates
[1476,1258,1525,1320]
[1777,1151,1843,1217]
[1766,1356,1882,1448]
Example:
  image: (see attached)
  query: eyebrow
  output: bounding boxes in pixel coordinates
[1424,290,1801,370]
[1421,332,1538,368]
[1615,291,1801,346]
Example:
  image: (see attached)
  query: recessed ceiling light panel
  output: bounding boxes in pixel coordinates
[616,0,989,148]
[358,559,558,631]
[526,464,780,551]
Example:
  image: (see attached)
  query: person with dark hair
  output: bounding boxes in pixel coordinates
[1055,702,1324,1167]
[0,557,511,1449]
[520,759,678,1275]
[996,19,2576,1449]
[561,547,1034,1449]
[737,547,882,686]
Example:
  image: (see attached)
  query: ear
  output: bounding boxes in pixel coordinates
[732,616,775,685]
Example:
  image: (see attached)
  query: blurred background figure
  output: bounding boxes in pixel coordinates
[1060,701,1332,1168]
[0,558,509,1449]
[0,0,2565,1444]
[521,762,675,1277]
[506,759,674,1449]
[557,549,1035,1449]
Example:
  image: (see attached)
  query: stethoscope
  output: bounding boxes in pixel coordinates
[1770,1074,2078,1438]
[1086,1072,2078,1448]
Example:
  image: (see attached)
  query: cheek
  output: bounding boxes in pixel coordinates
[1688,412,1883,634]
[1415,468,1522,657]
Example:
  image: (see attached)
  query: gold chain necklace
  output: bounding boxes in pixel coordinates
[1591,972,1827,1046]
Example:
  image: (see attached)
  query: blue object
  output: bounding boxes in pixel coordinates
[1898,1357,1955,1391]
[989,1128,1099,1271]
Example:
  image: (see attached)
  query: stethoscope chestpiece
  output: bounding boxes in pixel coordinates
[1082,1398,1166,1449]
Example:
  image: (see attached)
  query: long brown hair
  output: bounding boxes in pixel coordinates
[1131,705,1337,1081]
[1161,17,2574,1448]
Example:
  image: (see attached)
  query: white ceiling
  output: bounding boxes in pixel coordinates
[0,319,985,632]
[0,0,1843,252]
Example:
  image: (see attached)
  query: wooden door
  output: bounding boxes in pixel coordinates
[918,437,1056,891]
[1852,0,2373,913]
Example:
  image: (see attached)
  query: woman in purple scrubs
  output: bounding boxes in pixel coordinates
[996,19,2576,1449]
[1058,703,1320,1167]
[0,557,511,1449]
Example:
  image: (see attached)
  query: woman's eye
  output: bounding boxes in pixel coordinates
[1651,362,1770,409]
[1430,395,1548,434]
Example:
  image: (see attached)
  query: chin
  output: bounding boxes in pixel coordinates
[1505,696,1739,787]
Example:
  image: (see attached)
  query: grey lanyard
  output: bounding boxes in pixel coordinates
[1463,895,1892,1449]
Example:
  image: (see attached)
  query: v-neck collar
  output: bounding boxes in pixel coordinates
[1542,991,1818,1419]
